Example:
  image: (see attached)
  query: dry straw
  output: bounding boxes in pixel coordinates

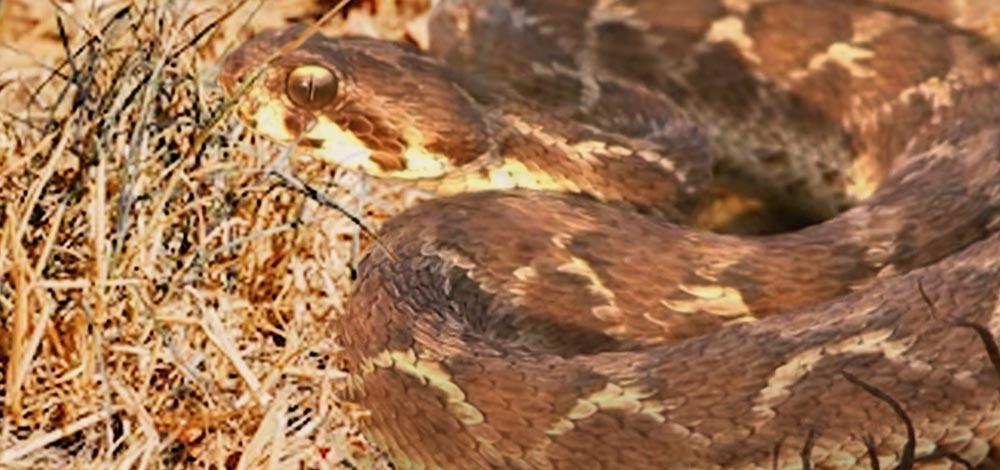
[0,0,429,467]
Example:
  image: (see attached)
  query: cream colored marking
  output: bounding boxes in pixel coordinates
[500,112,682,181]
[547,383,665,436]
[371,349,485,426]
[508,265,538,300]
[299,118,376,170]
[250,93,453,179]
[507,113,633,164]
[593,305,626,324]
[551,232,572,250]
[751,328,913,421]
[513,266,537,282]
[433,244,511,299]
[528,61,558,78]
[437,157,583,195]
[558,257,616,302]
[572,139,632,161]
[862,237,899,271]
[661,284,751,318]
[826,452,859,468]
[590,0,641,26]
[248,91,297,142]
[248,96,376,172]
[848,204,904,270]
[557,256,623,323]
[394,127,455,179]
[898,78,957,112]
[641,311,677,333]
[405,10,432,50]
[800,42,875,79]
[704,16,760,63]
[641,148,677,173]
[692,251,748,283]
[432,246,478,272]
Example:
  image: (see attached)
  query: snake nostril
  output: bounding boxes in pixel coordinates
[286,64,338,109]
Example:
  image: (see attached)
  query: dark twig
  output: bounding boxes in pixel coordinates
[950,320,1000,381]
[799,428,816,470]
[841,372,915,470]
[771,436,785,470]
[169,0,252,61]
[27,6,130,117]
[54,15,95,114]
[267,168,397,262]
[917,280,1000,382]
[862,434,880,470]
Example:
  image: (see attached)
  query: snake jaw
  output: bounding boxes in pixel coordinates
[240,93,457,178]
[297,119,457,179]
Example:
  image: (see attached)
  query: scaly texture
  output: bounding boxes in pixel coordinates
[220,0,1000,468]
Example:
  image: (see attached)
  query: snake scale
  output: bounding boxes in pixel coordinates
[219,0,1000,468]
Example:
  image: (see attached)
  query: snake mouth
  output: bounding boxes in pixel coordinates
[229,91,458,180]
[242,97,458,179]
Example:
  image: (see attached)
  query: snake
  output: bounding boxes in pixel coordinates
[219,0,1000,468]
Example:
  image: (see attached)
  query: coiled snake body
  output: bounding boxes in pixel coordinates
[220,1,1000,468]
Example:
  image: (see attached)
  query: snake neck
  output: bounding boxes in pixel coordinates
[425,103,710,219]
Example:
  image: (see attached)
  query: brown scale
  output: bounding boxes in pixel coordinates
[219,0,1000,468]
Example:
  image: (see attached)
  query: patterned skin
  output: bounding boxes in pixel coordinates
[220,1,1000,467]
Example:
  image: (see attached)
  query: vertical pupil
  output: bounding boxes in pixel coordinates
[288,65,335,108]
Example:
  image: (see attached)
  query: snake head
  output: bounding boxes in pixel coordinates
[219,24,495,180]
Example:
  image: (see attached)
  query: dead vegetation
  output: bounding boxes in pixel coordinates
[0,0,429,467]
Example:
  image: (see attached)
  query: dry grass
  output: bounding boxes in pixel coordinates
[0,0,430,468]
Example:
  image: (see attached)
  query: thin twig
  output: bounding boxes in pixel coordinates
[917,280,1000,382]
[842,372,915,470]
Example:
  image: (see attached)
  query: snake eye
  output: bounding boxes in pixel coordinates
[286,65,338,109]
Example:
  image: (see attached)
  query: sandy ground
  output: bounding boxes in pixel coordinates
[0,0,430,468]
